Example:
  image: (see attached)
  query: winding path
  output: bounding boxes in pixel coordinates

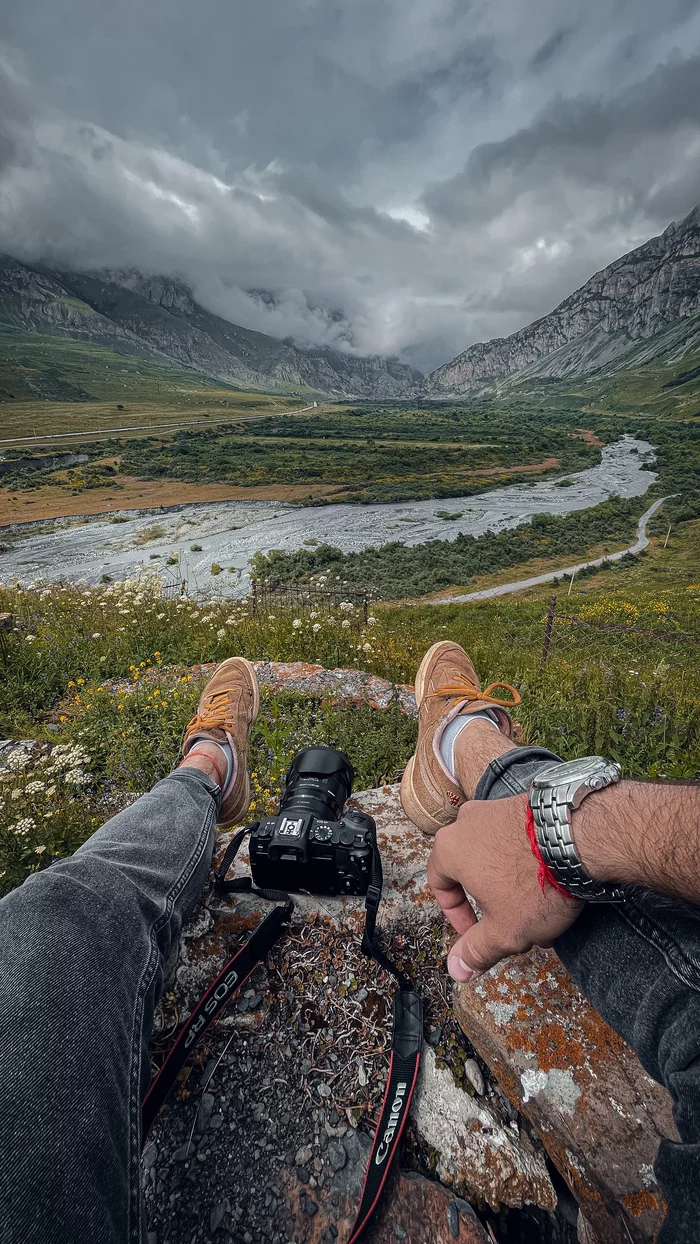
[434,496,670,605]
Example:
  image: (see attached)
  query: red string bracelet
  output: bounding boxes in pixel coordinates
[525,803,578,901]
[179,745,227,792]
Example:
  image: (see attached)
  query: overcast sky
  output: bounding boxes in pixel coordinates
[2,0,700,373]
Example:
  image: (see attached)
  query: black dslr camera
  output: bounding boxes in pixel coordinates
[249,746,376,896]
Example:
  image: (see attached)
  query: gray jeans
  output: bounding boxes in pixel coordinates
[1,758,699,1242]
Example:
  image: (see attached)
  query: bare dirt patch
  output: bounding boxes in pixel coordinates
[572,429,604,447]
[0,476,341,526]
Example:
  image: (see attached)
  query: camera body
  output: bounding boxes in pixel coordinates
[249,745,376,896]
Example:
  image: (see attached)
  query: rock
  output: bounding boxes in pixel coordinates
[304,1198,319,1216]
[196,1092,215,1133]
[286,1164,488,1243]
[210,1113,224,1130]
[327,1143,347,1172]
[412,1046,554,1210]
[296,1146,314,1166]
[142,1142,158,1172]
[210,1203,227,1233]
[454,947,677,1242]
[200,1058,218,1088]
[171,1141,196,1163]
[462,1060,484,1097]
[368,1171,488,1243]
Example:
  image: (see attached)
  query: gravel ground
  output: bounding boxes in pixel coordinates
[143,910,481,1244]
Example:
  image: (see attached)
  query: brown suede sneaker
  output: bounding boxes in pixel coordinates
[182,657,260,828]
[400,640,520,835]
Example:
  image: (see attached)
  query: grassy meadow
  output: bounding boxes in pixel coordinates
[0,327,312,446]
[0,566,698,896]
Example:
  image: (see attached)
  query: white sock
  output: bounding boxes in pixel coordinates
[187,740,235,793]
[439,711,499,777]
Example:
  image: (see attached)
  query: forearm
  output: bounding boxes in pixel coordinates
[573,780,700,905]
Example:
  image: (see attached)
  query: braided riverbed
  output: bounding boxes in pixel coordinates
[1,436,655,593]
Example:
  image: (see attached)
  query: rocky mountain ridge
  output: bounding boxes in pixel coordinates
[0,258,421,398]
[424,204,700,394]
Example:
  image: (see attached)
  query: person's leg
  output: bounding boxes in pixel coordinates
[0,657,258,1244]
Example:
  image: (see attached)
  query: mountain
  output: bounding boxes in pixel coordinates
[424,205,700,394]
[0,258,421,398]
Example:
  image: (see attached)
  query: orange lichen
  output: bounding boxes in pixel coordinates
[518,1023,586,1073]
[621,1189,659,1217]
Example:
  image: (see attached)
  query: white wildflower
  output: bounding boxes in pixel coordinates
[64,769,89,787]
[156,613,166,620]
[13,817,35,836]
[46,786,56,797]
[312,623,321,633]
[367,616,376,626]
[216,628,226,640]
[25,635,37,643]
[310,611,318,619]
[91,632,102,639]
[25,780,46,794]
[34,845,47,854]
[339,601,354,612]
[341,619,351,629]
[292,619,302,629]
[363,642,372,651]
[11,788,23,801]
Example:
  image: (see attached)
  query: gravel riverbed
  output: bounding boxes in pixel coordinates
[1,437,655,594]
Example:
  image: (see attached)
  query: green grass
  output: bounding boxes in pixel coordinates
[112,405,599,504]
[0,328,310,443]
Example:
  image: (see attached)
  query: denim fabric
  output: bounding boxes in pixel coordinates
[0,767,219,1244]
[0,756,698,1242]
[473,745,562,800]
[478,751,700,1243]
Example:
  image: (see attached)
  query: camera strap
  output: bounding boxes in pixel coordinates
[142,826,293,1138]
[141,825,423,1244]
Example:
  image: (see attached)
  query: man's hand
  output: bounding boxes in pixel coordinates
[428,792,583,982]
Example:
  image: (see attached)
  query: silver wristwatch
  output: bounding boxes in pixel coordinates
[529,756,624,903]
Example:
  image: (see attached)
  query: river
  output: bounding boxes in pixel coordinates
[0,436,656,595]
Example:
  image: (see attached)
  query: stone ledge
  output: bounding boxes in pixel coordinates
[454,950,676,1243]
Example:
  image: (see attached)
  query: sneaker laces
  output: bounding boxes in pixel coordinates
[184,688,241,739]
[428,674,521,708]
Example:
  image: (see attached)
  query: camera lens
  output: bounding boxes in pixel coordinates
[279,745,354,822]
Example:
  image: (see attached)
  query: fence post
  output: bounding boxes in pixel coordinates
[541,595,557,667]
[251,578,258,616]
[363,587,369,627]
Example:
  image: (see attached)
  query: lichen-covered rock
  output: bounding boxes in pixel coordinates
[454,949,676,1242]
[412,1046,555,1210]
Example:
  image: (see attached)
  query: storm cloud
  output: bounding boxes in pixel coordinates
[1,0,700,372]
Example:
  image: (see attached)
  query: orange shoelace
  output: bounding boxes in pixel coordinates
[184,688,236,740]
[428,674,521,708]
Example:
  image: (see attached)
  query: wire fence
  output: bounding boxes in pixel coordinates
[158,575,698,683]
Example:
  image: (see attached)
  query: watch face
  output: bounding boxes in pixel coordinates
[532,756,609,788]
